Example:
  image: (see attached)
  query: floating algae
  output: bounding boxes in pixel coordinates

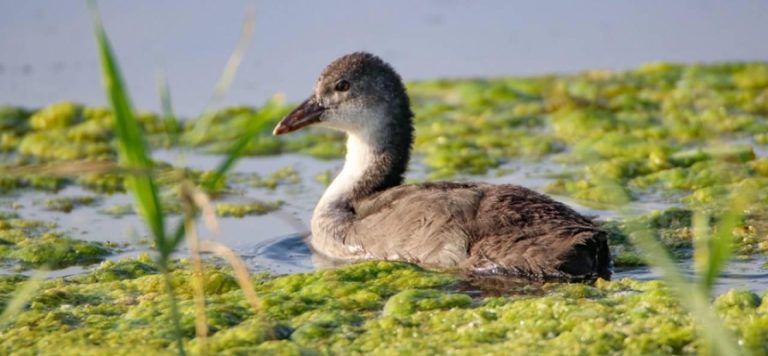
[215,201,283,218]
[0,212,113,270]
[230,167,301,190]
[0,260,766,354]
[43,195,99,213]
[2,62,767,195]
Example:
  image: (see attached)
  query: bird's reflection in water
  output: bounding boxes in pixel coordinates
[452,274,548,298]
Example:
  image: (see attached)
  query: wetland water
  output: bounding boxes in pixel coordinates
[3,148,766,295]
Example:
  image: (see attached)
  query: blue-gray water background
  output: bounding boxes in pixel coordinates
[1,1,767,115]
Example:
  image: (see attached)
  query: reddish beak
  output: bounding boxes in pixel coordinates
[272,97,326,135]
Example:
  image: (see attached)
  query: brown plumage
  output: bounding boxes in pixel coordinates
[273,52,611,281]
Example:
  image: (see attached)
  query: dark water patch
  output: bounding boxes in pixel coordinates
[240,234,314,275]
[451,275,548,298]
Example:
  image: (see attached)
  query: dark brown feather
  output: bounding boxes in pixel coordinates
[351,182,611,281]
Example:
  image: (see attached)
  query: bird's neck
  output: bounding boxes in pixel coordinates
[317,133,406,212]
[309,102,413,256]
[315,113,412,220]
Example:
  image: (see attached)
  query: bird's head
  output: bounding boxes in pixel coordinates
[273,52,411,139]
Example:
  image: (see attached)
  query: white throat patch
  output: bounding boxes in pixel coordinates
[314,106,388,214]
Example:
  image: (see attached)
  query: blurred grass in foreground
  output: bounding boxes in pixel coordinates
[87,1,278,355]
[88,1,183,352]
[621,183,756,356]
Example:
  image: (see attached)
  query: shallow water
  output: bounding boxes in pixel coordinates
[3,149,766,293]
[2,150,337,274]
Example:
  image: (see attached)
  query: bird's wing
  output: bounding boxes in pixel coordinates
[349,183,486,266]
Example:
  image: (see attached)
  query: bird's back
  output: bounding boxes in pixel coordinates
[348,182,611,281]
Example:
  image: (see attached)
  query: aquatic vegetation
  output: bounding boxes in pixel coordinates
[230,167,300,190]
[0,260,766,354]
[0,174,66,193]
[29,102,83,130]
[99,204,134,217]
[0,106,31,133]
[315,170,333,187]
[0,106,31,153]
[2,62,766,199]
[604,205,768,267]
[43,195,99,213]
[11,102,172,163]
[604,208,694,266]
[215,201,282,218]
[0,213,112,270]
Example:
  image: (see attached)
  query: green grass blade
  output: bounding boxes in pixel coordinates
[87,0,166,253]
[88,2,184,355]
[692,210,711,284]
[207,8,256,109]
[161,7,266,249]
[627,221,741,356]
[181,8,255,148]
[169,97,284,247]
[0,270,46,326]
[203,98,284,190]
[700,184,753,292]
[702,214,736,292]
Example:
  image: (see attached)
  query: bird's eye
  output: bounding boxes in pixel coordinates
[334,80,350,92]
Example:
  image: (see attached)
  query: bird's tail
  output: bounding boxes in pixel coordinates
[594,231,612,281]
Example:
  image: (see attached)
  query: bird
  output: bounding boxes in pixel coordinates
[272,52,611,281]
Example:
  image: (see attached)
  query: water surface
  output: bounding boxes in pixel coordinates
[3,149,766,295]
[2,1,767,116]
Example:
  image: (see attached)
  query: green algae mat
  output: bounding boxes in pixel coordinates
[1,260,767,354]
[2,61,768,353]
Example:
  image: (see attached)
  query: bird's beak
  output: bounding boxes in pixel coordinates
[272,97,326,135]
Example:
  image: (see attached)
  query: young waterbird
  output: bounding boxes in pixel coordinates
[273,52,611,281]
